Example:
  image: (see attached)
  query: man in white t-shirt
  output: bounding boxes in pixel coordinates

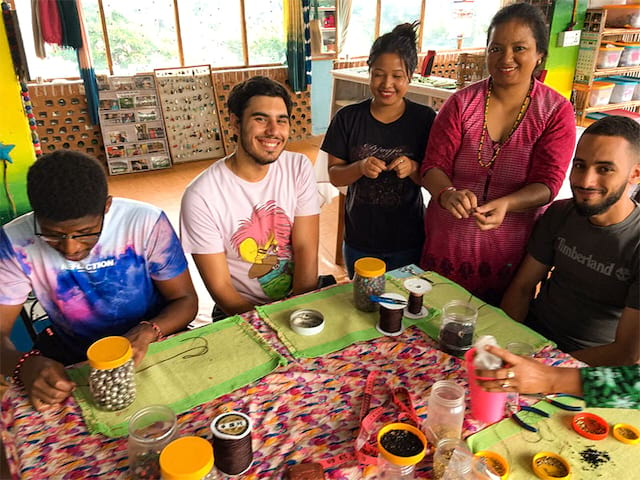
[180,76,321,318]
[0,151,198,410]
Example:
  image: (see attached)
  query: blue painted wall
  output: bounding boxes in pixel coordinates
[311,59,334,135]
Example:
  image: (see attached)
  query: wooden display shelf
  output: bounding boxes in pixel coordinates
[582,99,640,113]
[593,66,640,77]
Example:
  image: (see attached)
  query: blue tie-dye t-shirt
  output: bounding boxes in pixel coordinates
[0,198,188,356]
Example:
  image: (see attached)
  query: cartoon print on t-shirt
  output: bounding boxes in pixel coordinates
[352,143,411,207]
[231,200,293,300]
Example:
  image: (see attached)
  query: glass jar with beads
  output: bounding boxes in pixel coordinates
[87,336,136,411]
[128,405,178,480]
[353,257,386,312]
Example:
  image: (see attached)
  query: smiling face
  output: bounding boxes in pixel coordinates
[233,95,290,166]
[486,20,543,89]
[570,134,640,220]
[369,52,409,107]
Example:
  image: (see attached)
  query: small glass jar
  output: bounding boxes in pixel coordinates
[432,438,472,480]
[423,380,465,445]
[438,300,478,356]
[160,436,216,480]
[376,423,427,480]
[87,336,136,411]
[128,405,178,480]
[353,257,386,312]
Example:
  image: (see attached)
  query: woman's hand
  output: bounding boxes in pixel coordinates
[388,155,416,179]
[439,188,478,219]
[475,345,560,394]
[359,156,387,179]
[20,355,76,411]
[473,198,509,230]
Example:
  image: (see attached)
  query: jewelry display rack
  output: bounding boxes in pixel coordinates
[97,74,171,175]
[154,65,226,163]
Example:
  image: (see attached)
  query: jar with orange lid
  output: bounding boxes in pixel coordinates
[353,257,386,312]
[376,423,427,479]
[160,436,217,480]
[87,336,136,411]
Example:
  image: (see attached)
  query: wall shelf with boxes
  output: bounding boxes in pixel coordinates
[573,6,640,126]
[97,74,171,175]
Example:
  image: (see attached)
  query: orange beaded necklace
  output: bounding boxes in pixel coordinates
[477,79,533,169]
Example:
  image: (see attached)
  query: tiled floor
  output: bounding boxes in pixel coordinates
[107,136,347,322]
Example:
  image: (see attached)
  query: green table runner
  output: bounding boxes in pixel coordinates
[467,401,640,479]
[67,316,286,437]
[256,281,438,358]
[387,271,552,351]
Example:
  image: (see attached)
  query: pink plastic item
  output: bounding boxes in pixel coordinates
[465,348,508,424]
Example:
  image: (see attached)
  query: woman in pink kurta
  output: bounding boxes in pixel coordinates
[420,3,576,305]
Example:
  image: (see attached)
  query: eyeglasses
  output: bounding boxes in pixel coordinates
[33,214,104,244]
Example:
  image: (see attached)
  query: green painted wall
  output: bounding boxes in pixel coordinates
[544,0,588,98]
[0,17,35,224]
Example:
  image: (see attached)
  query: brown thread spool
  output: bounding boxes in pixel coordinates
[210,411,253,476]
[376,293,406,336]
[403,278,432,318]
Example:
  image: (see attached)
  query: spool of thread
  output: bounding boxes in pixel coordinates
[210,411,253,476]
[403,278,432,317]
[376,293,406,336]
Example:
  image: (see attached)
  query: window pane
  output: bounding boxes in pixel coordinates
[245,0,285,65]
[179,1,244,68]
[14,2,80,79]
[422,0,501,51]
[341,0,376,58]
[81,0,108,74]
[380,0,422,36]
[102,0,179,75]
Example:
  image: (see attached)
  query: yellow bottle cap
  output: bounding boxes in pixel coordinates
[86,336,132,370]
[613,423,640,445]
[532,451,570,480]
[354,257,386,278]
[377,422,427,467]
[160,436,214,480]
[474,450,510,480]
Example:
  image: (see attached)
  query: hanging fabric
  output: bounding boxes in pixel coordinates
[284,0,311,92]
[75,0,99,125]
[38,0,63,46]
[337,0,351,53]
[57,0,82,49]
[31,0,45,58]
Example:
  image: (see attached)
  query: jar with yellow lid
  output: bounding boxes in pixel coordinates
[353,257,386,312]
[160,436,217,480]
[87,336,136,411]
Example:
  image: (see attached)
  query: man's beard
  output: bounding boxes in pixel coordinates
[572,183,627,217]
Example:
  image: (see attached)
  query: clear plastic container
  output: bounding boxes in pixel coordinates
[608,77,637,103]
[377,423,427,480]
[160,436,216,480]
[588,81,615,107]
[614,42,640,67]
[432,438,472,480]
[438,300,478,356]
[603,5,640,29]
[596,46,623,69]
[634,82,640,101]
[353,257,386,312]
[128,405,178,480]
[87,336,136,411]
[423,380,466,445]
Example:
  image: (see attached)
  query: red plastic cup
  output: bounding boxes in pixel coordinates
[465,348,508,424]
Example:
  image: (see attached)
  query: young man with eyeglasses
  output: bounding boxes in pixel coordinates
[0,150,198,411]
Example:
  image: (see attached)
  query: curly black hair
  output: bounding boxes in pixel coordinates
[227,76,292,120]
[27,150,108,221]
[488,3,549,60]
[367,22,419,77]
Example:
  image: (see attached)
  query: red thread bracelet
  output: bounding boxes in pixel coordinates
[437,186,457,207]
[12,349,41,388]
[140,321,164,341]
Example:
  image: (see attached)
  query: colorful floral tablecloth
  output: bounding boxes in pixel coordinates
[0,311,581,479]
